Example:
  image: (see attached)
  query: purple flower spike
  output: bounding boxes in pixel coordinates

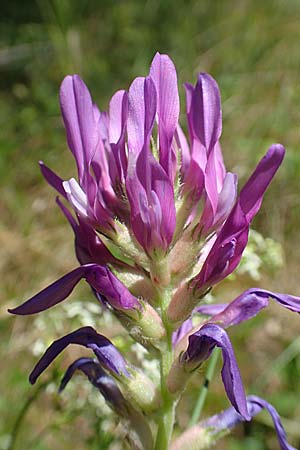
[172,318,194,347]
[29,326,129,385]
[201,395,297,450]
[193,145,285,292]
[8,264,141,316]
[149,52,179,180]
[184,323,249,419]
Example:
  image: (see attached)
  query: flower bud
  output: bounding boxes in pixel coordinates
[123,367,161,412]
[169,426,213,450]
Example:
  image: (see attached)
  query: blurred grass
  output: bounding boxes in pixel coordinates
[2,0,300,449]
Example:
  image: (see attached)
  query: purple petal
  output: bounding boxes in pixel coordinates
[212,172,237,228]
[239,144,285,222]
[109,90,128,145]
[39,161,67,199]
[29,326,129,384]
[201,395,296,450]
[60,75,99,185]
[196,303,229,316]
[172,318,194,346]
[193,145,285,291]
[8,266,88,315]
[9,264,141,316]
[184,323,249,419]
[175,125,191,180]
[126,145,176,253]
[59,357,128,415]
[208,288,300,328]
[85,265,141,311]
[127,76,157,154]
[191,73,222,154]
[149,52,179,179]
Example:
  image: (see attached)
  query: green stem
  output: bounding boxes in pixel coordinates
[189,347,220,427]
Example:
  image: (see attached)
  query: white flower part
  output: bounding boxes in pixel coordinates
[63,178,88,217]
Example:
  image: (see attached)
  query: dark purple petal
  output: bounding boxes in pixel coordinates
[191,73,222,154]
[149,52,179,179]
[85,265,141,311]
[39,161,67,199]
[59,357,103,392]
[201,395,296,450]
[60,75,99,185]
[239,144,285,222]
[8,266,88,315]
[184,323,249,419]
[29,326,129,384]
[9,264,141,316]
[59,357,128,415]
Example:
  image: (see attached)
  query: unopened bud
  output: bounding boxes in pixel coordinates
[169,426,213,450]
[167,282,197,325]
[166,357,191,394]
[123,368,161,412]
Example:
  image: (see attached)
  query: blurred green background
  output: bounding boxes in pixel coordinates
[2,0,300,449]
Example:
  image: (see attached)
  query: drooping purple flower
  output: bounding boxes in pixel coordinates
[59,357,128,415]
[201,395,297,450]
[182,323,249,420]
[192,144,285,294]
[29,326,129,385]
[8,264,141,316]
[197,288,300,327]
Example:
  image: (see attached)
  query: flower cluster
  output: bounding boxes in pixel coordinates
[10,53,300,450]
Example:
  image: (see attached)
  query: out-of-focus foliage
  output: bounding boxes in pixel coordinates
[2,1,300,449]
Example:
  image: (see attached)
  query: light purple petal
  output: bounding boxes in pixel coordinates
[172,318,193,346]
[109,90,128,145]
[212,172,237,228]
[175,124,191,179]
[201,395,296,450]
[191,73,222,154]
[184,323,249,419]
[60,75,99,185]
[29,326,129,384]
[127,76,157,154]
[149,52,179,179]
[196,304,229,316]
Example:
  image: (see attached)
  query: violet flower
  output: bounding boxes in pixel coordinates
[29,326,129,385]
[180,323,249,420]
[9,264,142,317]
[201,395,297,450]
